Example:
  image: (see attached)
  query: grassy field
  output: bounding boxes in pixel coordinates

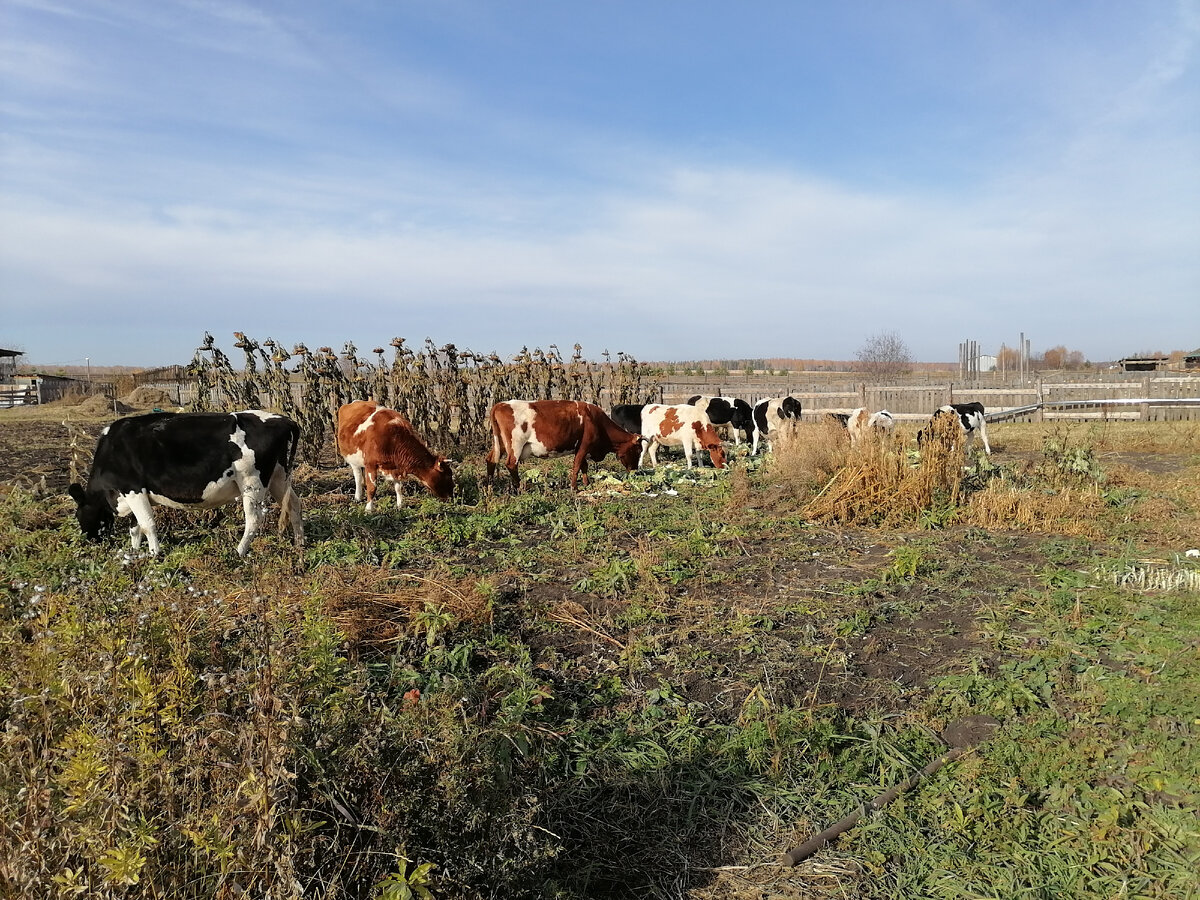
[2,406,1199,899]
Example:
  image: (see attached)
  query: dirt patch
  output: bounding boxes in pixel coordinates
[0,419,92,492]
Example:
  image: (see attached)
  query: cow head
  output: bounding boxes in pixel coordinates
[699,426,727,469]
[616,434,644,472]
[68,483,114,541]
[427,458,454,501]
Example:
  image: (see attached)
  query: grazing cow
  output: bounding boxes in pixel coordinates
[487,400,644,490]
[686,395,755,445]
[67,410,304,557]
[825,412,852,429]
[845,408,897,446]
[610,403,646,437]
[639,404,727,469]
[336,400,453,511]
[919,402,991,455]
[751,396,802,454]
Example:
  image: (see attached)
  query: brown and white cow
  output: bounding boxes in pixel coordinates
[486,399,644,490]
[336,400,453,511]
[639,404,727,470]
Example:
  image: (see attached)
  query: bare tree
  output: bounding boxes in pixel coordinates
[854,330,913,380]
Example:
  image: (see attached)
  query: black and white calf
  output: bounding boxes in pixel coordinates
[919,402,991,455]
[686,395,754,445]
[68,410,305,556]
[845,408,896,445]
[751,396,802,454]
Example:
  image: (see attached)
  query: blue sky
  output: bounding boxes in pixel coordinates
[2,1,1197,367]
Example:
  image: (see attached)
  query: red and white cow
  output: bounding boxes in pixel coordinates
[486,399,644,490]
[639,404,727,469]
[336,401,453,510]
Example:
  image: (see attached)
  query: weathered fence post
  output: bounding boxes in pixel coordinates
[1035,378,1044,422]
[1141,375,1152,421]
[947,382,954,405]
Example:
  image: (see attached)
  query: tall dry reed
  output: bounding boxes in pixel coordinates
[188,333,659,463]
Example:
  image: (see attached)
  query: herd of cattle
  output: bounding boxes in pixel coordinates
[66,397,992,556]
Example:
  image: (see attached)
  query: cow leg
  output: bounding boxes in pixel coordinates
[506,433,527,491]
[486,435,501,483]
[348,458,366,501]
[268,466,305,548]
[682,441,694,469]
[978,421,992,455]
[237,484,270,557]
[647,441,660,468]
[570,438,593,490]
[393,475,404,508]
[122,491,160,555]
[363,467,379,512]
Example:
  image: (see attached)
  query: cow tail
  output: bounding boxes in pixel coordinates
[486,406,502,465]
[286,420,300,474]
[277,420,304,546]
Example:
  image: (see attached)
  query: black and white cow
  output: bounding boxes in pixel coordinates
[610,403,647,437]
[751,396,802,454]
[845,408,897,445]
[68,410,305,556]
[919,402,991,455]
[686,395,755,445]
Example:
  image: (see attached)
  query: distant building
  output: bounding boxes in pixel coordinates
[0,347,21,383]
[1118,356,1170,372]
[974,354,997,372]
[1184,348,1200,371]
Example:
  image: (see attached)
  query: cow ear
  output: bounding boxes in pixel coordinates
[439,458,453,472]
[68,483,86,505]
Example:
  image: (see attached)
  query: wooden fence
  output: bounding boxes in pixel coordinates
[655,374,1200,423]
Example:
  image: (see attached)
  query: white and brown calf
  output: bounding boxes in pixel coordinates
[336,401,453,510]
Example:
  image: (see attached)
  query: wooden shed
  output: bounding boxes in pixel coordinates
[0,347,21,382]
[1118,356,1169,373]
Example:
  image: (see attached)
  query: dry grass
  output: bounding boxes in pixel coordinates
[767,418,852,492]
[960,479,1109,537]
[996,420,1200,454]
[775,415,965,527]
[316,568,495,649]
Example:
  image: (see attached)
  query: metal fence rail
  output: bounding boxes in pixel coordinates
[986,397,1200,423]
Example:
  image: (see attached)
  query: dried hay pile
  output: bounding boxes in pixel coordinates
[121,386,174,407]
[75,394,131,416]
[44,392,87,408]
